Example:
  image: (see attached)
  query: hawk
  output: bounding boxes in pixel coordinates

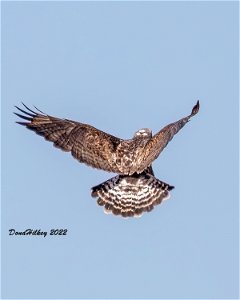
[15,101,199,217]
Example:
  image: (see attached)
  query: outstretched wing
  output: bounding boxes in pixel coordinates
[135,101,200,174]
[14,103,122,173]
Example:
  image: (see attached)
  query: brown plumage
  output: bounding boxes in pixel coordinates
[15,101,199,217]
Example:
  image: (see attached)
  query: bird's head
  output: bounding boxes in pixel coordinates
[133,128,152,139]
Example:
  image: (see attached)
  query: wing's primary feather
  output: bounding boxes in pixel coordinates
[14,104,122,173]
[135,101,200,174]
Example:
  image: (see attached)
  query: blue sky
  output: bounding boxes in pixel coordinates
[2,1,238,299]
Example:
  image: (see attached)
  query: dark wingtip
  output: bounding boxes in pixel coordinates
[191,100,200,116]
[14,103,46,118]
[21,102,39,115]
[33,105,46,114]
[14,112,32,121]
[15,121,28,126]
[14,103,47,127]
[14,105,36,117]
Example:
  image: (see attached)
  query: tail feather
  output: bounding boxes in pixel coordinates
[91,172,174,218]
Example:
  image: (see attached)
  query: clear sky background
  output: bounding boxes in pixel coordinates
[2,1,238,299]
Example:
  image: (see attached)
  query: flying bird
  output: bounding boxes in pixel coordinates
[15,101,199,217]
